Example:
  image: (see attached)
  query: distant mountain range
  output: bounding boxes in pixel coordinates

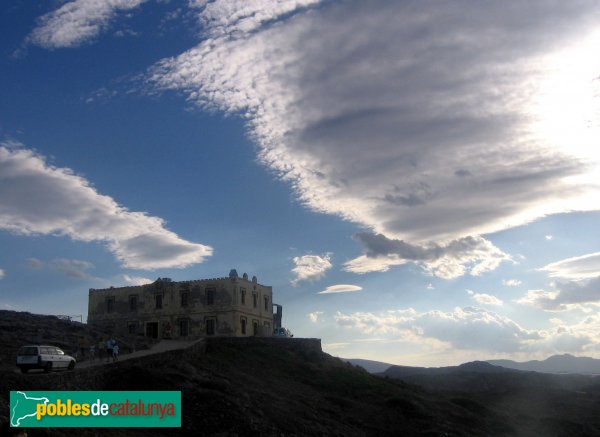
[486,354,600,375]
[346,354,600,376]
[380,360,599,394]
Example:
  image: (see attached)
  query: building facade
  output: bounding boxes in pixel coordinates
[87,270,274,339]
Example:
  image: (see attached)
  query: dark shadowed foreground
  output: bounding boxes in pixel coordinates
[1,311,599,436]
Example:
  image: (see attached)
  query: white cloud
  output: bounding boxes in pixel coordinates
[503,279,522,287]
[0,268,4,279]
[291,253,332,285]
[426,283,434,290]
[518,253,600,311]
[540,252,600,280]
[307,311,323,323]
[123,274,153,286]
[0,144,212,270]
[190,0,321,37]
[344,233,510,278]
[470,292,503,306]
[342,254,407,274]
[518,277,600,311]
[545,235,554,240]
[318,284,362,294]
[28,0,148,49]
[146,1,600,279]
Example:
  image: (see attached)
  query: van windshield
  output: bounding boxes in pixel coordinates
[18,347,38,355]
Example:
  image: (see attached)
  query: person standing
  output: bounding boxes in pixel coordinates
[112,343,119,362]
[97,340,104,361]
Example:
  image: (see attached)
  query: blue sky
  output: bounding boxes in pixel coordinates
[1,0,600,366]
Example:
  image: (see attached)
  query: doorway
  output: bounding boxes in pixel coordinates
[146,322,159,339]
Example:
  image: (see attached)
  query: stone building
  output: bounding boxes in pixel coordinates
[87,269,275,339]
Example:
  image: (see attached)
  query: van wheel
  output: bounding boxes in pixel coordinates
[68,360,75,370]
[44,362,52,373]
[20,367,28,374]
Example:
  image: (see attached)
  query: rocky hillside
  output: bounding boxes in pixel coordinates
[0,310,510,436]
[382,361,600,436]
[2,310,599,436]
[0,310,155,371]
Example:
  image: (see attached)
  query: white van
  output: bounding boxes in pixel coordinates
[16,345,76,373]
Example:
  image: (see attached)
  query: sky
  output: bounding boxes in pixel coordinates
[1,0,600,367]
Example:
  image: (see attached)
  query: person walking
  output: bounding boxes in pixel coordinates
[112,343,119,362]
[105,338,113,362]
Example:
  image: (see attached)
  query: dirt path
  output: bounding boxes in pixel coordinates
[76,338,205,369]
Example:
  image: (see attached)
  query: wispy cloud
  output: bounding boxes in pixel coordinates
[0,144,212,270]
[540,252,600,280]
[318,284,362,294]
[503,279,522,287]
[146,1,600,279]
[28,0,148,49]
[27,258,43,269]
[335,307,595,355]
[0,268,4,279]
[335,307,539,353]
[24,257,96,279]
[123,274,153,286]
[291,253,332,285]
[307,311,323,322]
[51,258,95,280]
[322,342,350,350]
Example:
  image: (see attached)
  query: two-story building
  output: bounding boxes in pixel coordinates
[87,269,275,339]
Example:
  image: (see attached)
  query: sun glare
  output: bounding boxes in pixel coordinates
[533,31,600,168]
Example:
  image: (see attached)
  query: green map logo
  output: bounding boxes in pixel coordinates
[9,391,181,427]
[11,392,49,427]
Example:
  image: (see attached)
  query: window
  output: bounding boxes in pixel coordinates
[253,293,257,309]
[206,287,215,305]
[127,322,137,334]
[155,294,163,309]
[106,297,115,313]
[19,347,38,356]
[264,321,271,331]
[129,295,138,312]
[180,292,189,308]
[264,296,269,311]
[253,320,258,336]
[206,319,215,335]
[240,288,246,305]
[179,319,189,337]
[241,317,247,335]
